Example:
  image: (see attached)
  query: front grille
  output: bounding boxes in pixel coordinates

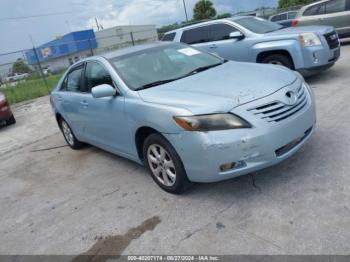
[248,85,308,123]
[324,31,339,50]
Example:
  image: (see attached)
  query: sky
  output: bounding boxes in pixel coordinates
[0,0,277,55]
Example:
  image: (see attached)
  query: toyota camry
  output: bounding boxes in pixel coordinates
[50,42,316,194]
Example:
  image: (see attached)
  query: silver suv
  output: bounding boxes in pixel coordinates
[293,0,350,38]
[163,16,340,75]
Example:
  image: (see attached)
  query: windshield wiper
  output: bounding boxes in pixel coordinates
[135,79,179,91]
[184,61,227,77]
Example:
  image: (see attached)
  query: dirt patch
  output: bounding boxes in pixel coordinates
[72,216,161,262]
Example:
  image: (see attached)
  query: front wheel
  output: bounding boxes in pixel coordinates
[262,54,294,70]
[59,118,84,150]
[143,133,191,194]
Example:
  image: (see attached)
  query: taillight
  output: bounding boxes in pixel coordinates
[291,19,299,27]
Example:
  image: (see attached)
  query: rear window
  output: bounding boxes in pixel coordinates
[161,32,176,41]
[325,0,346,13]
[303,3,326,16]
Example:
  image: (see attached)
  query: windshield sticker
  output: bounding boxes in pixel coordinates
[178,48,201,56]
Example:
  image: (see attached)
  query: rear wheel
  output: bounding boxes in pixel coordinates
[6,115,16,125]
[262,54,294,69]
[60,118,84,150]
[143,133,191,194]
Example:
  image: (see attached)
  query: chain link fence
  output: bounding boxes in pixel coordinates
[0,28,158,104]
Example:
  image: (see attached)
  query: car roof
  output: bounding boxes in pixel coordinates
[164,16,252,34]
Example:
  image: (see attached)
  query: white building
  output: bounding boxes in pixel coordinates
[94,25,158,54]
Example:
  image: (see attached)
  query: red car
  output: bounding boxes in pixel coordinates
[0,92,16,126]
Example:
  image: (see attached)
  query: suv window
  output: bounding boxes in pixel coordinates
[287,11,297,19]
[208,24,238,41]
[61,66,83,92]
[162,33,176,41]
[84,62,113,92]
[325,0,346,13]
[303,3,326,15]
[181,26,210,44]
[272,13,288,21]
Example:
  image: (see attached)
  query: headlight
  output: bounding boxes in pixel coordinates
[300,33,321,47]
[173,113,252,132]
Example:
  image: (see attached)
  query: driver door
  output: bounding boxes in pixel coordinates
[79,61,129,154]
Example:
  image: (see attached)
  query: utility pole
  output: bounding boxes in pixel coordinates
[95,17,101,31]
[182,0,189,22]
[29,35,49,91]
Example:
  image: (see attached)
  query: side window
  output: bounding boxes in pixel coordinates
[180,26,211,44]
[271,15,279,21]
[161,33,176,41]
[84,62,114,93]
[279,13,288,20]
[325,0,346,13]
[288,12,297,19]
[209,24,238,41]
[303,3,325,16]
[61,66,83,92]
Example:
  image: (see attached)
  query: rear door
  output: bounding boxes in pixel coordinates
[320,0,350,36]
[299,2,326,26]
[180,23,245,61]
[205,23,246,61]
[58,64,85,136]
[180,25,212,53]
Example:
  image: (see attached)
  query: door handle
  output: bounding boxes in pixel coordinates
[80,101,89,107]
[209,44,217,49]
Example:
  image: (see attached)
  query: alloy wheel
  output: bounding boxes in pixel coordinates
[147,144,176,187]
[61,121,74,146]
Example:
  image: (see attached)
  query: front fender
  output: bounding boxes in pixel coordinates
[252,39,304,69]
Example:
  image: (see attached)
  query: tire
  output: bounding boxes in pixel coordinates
[262,54,294,70]
[6,115,16,125]
[143,133,192,194]
[59,118,84,150]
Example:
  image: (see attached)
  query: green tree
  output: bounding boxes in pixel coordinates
[12,59,30,74]
[216,12,232,19]
[193,0,217,20]
[278,0,318,9]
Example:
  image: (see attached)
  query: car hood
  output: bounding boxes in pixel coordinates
[138,62,297,115]
[266,25,334,36]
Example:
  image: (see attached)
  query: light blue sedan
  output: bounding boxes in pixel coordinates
[50,42,316,194]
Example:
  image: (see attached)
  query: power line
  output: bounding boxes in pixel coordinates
[0,10,81,21]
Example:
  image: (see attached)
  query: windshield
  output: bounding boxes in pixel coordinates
[108,43,224,90]
[235,17,283,34]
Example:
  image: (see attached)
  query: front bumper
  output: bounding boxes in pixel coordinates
[296,39,340,75]
[164,81,316,183]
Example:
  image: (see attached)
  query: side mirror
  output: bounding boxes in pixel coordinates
[91,84,116,98]
[229,31,244,40]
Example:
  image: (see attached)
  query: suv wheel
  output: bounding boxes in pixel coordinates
[143,133,191,194]
[263,54,294,69]
[60,119,84,150]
